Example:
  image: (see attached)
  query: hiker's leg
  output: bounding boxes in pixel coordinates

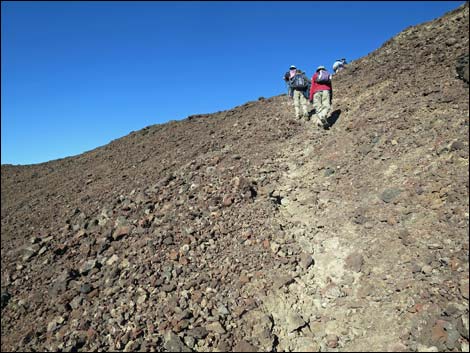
[300,94,309,118]
[313,92,324,125]
[322,90,331,119]
[293,90,301,118]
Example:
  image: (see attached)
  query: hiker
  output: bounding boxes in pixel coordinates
[332,58,347,74]
[309,66,333,128]
[283,65,298,98]
[289,68,311,120]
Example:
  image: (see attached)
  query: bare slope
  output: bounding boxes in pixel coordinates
[1,3,469,352]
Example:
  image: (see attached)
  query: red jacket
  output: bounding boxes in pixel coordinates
[309,72,332,101]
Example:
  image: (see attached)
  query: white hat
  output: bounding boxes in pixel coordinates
[316,65,326,71]
[290,65,296,69]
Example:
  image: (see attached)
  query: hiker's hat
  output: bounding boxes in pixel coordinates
[316,65,326,71]
[290,65,296,69]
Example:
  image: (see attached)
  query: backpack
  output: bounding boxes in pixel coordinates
[315,70,331,84]
[290,74,308,90]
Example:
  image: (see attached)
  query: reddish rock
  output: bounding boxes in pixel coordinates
[431,320,448,345]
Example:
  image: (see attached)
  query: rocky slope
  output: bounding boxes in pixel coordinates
[1,3,469,352]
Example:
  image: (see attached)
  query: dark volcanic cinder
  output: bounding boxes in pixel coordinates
[1,3,469,352]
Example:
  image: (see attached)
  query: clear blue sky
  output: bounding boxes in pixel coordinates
[1,1,464,165]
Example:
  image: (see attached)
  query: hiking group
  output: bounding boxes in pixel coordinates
[283,59,346,129]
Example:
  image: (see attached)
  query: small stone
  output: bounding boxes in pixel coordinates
[163,331,191,352]
[457,314,469,339]
[106,254,119,266]
[233,340,258,352]
[459,279,469,299]
[69,295,83,310]
[113,226,131,241]
[169,249,179,261]
[217,304,230,316]
[270,242,280,254]
[326,334,338,348]
[214,341,231,353]
[206,321,226,334]
[183,336,195,349]
[411,263,421,273]
[449,140,465,151]
[123,340,139,352]
[222,195,233,207]
[380,188,401,203]
[416,344,439,352]
[180,244,190,255]
[345,252,364,272]
[324,167,335,177]
[30,236,41,244]
[21,246,39,261]
[137,293,147,305]
[163,236,174,245]
[461,342,469,353]
[162,284,176,293]
[286,312,306,332]
[37,246,48,256]
[322,282,343,299]
[80,283,93,294]
[431,320,448,347]
[47,321,58,333]
[443,303,459,316]
[47,316,64,332]
[79,259,97,274]
[186,327,208,339]
[445,323,460,350]
[421,265,433,275]
[300,253,314,269]
[274,275,294,289]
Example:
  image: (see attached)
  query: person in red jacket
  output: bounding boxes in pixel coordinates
[309,66,333,128]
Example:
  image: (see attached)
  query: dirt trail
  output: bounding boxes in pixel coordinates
[255,86,468,352]
[260,116,412,351]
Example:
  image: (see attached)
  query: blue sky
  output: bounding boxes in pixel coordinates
[1,1,464,165]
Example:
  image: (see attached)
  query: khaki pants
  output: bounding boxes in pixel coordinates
[313,90,331,123]
[293,90,309,118]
